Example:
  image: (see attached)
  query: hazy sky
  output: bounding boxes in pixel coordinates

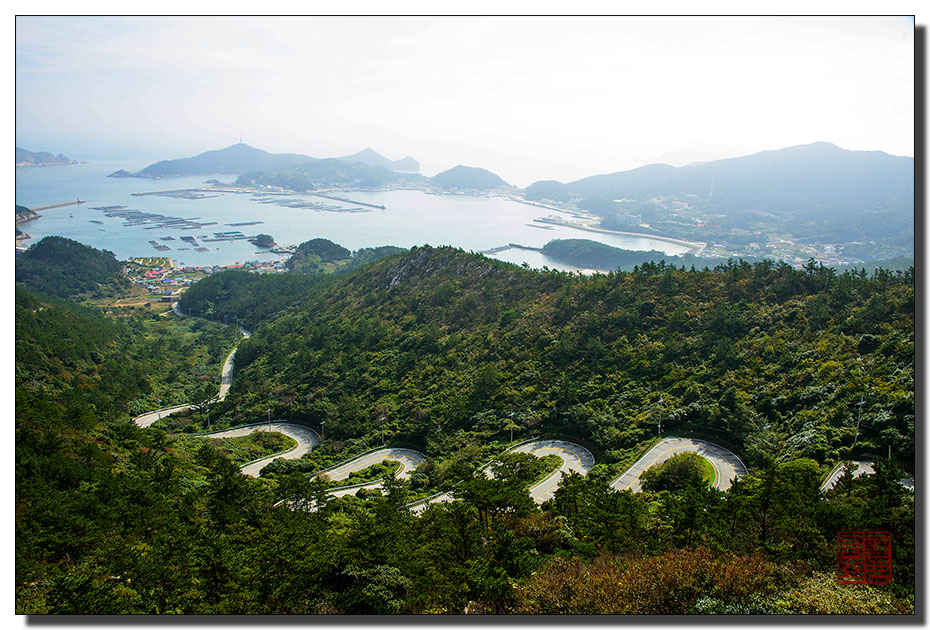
[15,15,915,186]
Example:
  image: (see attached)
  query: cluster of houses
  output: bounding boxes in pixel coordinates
[129,259,289,301]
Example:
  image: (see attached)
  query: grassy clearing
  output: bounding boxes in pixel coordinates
[695,455,717,486]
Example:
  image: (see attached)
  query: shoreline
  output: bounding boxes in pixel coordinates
[533,217,705,255]
[197,183,704,255]
[17,181,704,267]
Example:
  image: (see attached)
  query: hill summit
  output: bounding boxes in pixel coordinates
[432,165,509,190]
[109,143,318,179]
[337,148,420,173]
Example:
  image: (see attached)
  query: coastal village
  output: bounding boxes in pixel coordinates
[125,257,288,303]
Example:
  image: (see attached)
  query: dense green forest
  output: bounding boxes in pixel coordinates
[284,238,403,274]
[15,242,914,614]
[177,240,404,328]
[431,165,509,190]
[236,159,424,191]
[16,236,129,299]
[220,247,913,470]
[540,238,765,272]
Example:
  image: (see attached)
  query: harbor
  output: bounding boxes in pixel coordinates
[16,165,694,272]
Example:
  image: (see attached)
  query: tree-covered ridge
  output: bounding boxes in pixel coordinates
[178,270,331,332]
[431,165,509,190]
[285,238,404,274]
[111,143,318,178]
[15,244,914,613]
[541,238,740,271]
[287,238,351,269]
[16,236,129,299]
[178,241,406,328]
[223,247,913,473]
[235,158,425,191]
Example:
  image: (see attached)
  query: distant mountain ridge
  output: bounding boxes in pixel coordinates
[527,142,913,218]
[110,143,422,179]
[109,143,317,178]
[337,148,420,173]
[16,147,78,166]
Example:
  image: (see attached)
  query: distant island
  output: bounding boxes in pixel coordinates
[110,143,421,179]
[431,165,510,191]
[235,158,426,191]
[109,143,318,179]
[16,147,79,166]
[103,140,913,265]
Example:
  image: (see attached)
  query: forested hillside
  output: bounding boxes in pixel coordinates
[222,247,913,470]
[16,236,129,299]
[15,244,914,614]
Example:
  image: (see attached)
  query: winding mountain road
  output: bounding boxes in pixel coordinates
[200,422,321,477]
[408,438,596,514]
[133,306,250,428]
[820,459,875,492]
[610,437,748,492]
[318,448,427,497]
[511,439,596,503]
[143,306,751,499]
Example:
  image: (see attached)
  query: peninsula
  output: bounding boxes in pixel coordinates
[16,147,79,166]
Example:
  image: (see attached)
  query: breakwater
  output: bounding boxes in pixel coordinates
[31,199,84,211]
[312,193,386,210]
[480,243,542,255]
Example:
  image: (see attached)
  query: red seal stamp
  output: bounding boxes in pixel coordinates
[836,531,892,585]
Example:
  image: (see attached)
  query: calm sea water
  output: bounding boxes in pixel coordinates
[15,161,690,271]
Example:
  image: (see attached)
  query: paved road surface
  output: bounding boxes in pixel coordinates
[133,326,248,428]
[511,439,595,503]
[320,448,426,483]
[202,422,320,477]
[409,438,594,513]
[133,403,195,429]
[217,348,237,400]
[318,448,427,497]
[610,437,747,492]
[820,459,875,492]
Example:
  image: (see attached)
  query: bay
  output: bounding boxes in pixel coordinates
[16,161,692,272]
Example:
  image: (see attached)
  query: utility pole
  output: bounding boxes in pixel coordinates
[657,398,664,435]
[321,420,325,441]
[854,396,866,444]
[267,407,272,430]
